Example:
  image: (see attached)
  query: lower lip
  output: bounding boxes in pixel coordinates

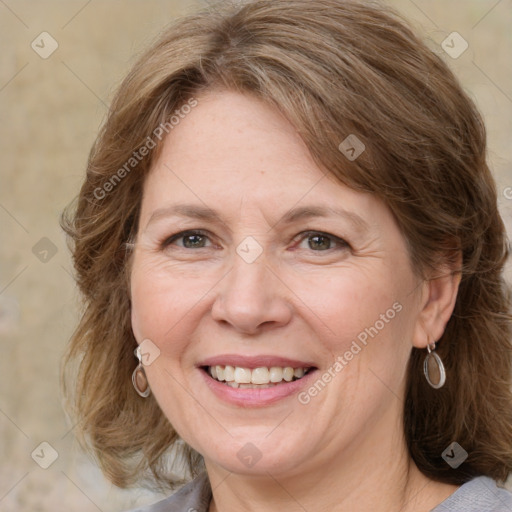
[199,368,317,407]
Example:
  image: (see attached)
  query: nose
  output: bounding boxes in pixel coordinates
[211,252,293,335]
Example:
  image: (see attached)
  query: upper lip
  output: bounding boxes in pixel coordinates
[199,354,317,369]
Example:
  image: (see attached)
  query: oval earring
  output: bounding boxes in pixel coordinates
[132,346,151,398]
[423,341,446,389]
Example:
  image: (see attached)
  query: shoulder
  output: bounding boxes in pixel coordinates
[123,472,212,512]
[432,476,512,512]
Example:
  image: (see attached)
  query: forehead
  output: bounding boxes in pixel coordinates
[140,90,385,226]
[158,90,324,181]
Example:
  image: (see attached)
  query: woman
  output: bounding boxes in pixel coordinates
[61,1,512,511]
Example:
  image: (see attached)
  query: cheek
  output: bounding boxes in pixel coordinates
[129,257,213,354]
[291,267,404,342]
[130,272,168,344]
[296,266,414,397]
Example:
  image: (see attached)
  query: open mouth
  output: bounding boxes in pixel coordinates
[202,365,315,389]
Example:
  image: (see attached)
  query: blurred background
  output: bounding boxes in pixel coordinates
[0,0,511,510]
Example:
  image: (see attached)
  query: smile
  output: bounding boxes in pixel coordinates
[205,365,313,388]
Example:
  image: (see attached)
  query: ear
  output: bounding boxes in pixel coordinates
[412,254,462,348]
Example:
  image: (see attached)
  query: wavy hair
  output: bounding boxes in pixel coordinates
[61,0,512,490]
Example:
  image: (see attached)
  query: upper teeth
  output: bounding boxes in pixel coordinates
[209,365,308,385]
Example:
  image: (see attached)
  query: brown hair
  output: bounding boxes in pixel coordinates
[61,0,512,490]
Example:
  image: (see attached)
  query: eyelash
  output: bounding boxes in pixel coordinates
[161,229,350,253]
[162,230,212,249]
[294,230,351,252]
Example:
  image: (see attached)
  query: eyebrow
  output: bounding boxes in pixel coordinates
[278,205,369,231]
[147,204,222,228]
[145,203,369,232]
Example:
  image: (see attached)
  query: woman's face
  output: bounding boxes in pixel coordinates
[130,90,426,477]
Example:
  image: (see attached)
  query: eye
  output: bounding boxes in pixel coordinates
[295,231,350,252]
[162,230,212,249]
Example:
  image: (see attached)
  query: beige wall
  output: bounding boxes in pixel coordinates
[0,1,511,510]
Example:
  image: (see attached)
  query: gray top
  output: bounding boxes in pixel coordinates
[431,476,512,511]
[126,473,512,511]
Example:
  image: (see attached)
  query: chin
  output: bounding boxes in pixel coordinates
[201,433,311,477]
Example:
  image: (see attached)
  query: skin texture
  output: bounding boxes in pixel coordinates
[130,90,461,512]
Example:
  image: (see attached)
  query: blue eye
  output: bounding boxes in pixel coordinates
[163,230,212,249]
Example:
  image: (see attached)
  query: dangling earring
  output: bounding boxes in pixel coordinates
[132,345,151,397]
[423,340,446,389]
